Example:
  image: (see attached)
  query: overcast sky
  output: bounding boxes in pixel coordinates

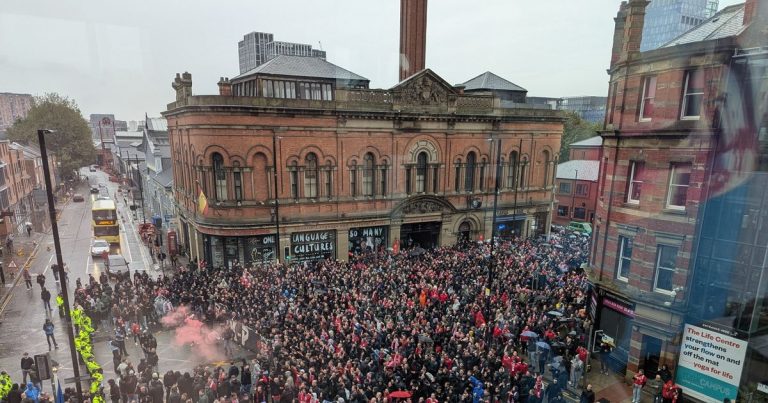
[0,0,742,121]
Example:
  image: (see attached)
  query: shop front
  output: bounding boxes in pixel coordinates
[400,221,441,250]
[204,233,277,269]
[495,214,525,240]
[348,226,388,255]
[593,286,636,375]
[290,229,336,263]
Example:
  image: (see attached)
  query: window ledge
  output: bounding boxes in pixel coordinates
[680,116,700,121]
[662,208,686,215]
[639,118,652,123]
[622,202,641,209]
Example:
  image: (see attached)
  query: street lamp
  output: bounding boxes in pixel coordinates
[37,129,84,402]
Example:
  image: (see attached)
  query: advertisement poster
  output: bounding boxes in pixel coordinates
[348,226,388,254]
[245,234,277,264]
[676,324,747,403]
[291,230,336,262]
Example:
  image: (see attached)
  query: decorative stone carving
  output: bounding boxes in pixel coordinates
[402,200,444,214]
[399,76,448,106]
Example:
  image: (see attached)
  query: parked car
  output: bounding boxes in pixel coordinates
[567,221,592,235]
[90,240,111,257]
[89,166,97,172]
[72,193,85,202]
[90,186,100,194]
[105,254,130,279]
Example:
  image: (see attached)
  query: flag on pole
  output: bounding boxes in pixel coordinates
[197,190,209,215]
[56,380,64,403]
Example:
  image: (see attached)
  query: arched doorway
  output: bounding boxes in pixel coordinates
[458,221,472,243]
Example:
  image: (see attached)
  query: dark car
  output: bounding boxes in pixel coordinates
[90,186,100,194]
[72,193,85,202]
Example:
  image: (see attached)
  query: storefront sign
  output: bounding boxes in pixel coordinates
[676,324,747,403]
[291,230,336,262]
[602,296,635,318]
[246,234,276,263]
[348,226,388,254]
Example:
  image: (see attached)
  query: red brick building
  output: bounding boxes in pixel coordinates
[554,136,601,225]
[164,64,563,267]
[589,0,765,388]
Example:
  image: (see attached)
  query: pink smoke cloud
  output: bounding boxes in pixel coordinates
[161,306,227,362]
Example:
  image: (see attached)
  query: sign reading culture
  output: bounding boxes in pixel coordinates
[676,324,747,403]
[291,230,336,262]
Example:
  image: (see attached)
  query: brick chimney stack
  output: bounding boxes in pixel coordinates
[399,0,428,82]
[610,2,630,68]
[218,77,232,96]
[619,0,650,63]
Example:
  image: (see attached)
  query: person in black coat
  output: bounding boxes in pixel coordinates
[8,383,23,403]
[580,384,596,403]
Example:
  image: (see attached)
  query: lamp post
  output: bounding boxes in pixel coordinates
[272,133,281,263]
[37,129,84,402]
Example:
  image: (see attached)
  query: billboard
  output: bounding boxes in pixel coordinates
[676,324,747,403]
[290,230,335,262]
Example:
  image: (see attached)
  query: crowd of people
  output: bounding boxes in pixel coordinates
[147,232,595,402]
[6,230,681,403]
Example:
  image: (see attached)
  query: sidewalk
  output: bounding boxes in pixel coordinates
[0,231,46,309]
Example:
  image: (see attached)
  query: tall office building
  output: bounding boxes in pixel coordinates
[0,93,32,130]
[640,0,719,51]
[238,32,327,74]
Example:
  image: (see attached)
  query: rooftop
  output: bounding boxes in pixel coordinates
[146,117,168,132]
[662,4,746,48]
[570,136,602,147]
[556,160,600,181]
[460,71,526,92]
[232,55,369,83]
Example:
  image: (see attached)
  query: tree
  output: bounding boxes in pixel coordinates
[7,93,96,180]
[559,111,601,162]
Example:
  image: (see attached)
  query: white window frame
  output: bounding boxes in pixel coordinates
[666,163,691,210]
[639,76,657,122]
[616,236,632,282]
[653,244,678,295]
[627,161,644,204]
[680,70,704,120]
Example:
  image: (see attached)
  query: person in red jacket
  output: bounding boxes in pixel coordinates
[632,369,648,403]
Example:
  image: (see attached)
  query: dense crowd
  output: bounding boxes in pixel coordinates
[155,233,593,402]
[4,231,602,403]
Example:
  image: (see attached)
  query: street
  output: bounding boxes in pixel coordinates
[0,168,249,396]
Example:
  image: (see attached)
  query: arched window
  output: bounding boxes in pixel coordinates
[542,150,551,188]
[520,156,528,188]
[465,152,476,192]
[454,159,462,192]
[416,152,428,193]
[350,161,358,197]
[379,159,388,196]
[233,161,243,201]
[507,151,518,189]
[290,161,299,200]
[304,153,318,199]
[212,152,227,201]
[479,158,487,191]
[325,161,333,199]
[363,153,375,196]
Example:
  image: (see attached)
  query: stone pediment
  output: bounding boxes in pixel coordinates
[391,69,457,108]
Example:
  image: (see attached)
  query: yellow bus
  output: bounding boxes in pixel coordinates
[92,199,120,245]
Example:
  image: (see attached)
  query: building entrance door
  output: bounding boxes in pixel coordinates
[641,335,662,378]
[400,221,441,249]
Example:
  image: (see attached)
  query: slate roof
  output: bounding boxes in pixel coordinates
[460,71,527,92]
[662,4,746,47]
[570,136,602,147]
[232,55,369,82]
[151,169,173,188]
[146,118,167,132]
[556,160,600,181]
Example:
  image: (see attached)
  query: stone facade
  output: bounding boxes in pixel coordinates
[164,69,563,267]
